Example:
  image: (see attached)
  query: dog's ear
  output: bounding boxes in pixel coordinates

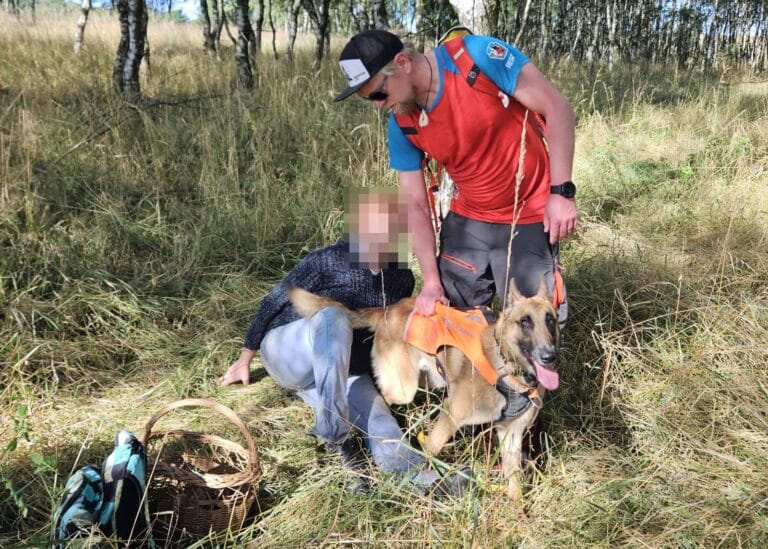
[504,278,524,307]
[536,276,552,301]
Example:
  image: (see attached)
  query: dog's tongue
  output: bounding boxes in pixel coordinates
[535,364,560,390]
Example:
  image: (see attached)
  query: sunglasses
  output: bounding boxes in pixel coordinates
[362,75,389,102]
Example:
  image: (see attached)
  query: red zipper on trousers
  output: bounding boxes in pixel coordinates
[442,254,478,273]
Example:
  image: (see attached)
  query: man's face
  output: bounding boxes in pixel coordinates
[356,60,416,114]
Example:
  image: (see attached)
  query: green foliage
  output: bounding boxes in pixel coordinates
[1,13,767,548]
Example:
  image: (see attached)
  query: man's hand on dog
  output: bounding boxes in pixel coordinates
[415,282,449,316]
[218,349,255,386]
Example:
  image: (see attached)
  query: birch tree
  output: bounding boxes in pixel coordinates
[113,0,148,99]
[73,0,92,55]
[254,0,265,52]
[286,0,301,60]
[201,0,217,54]
[448,0,487,34]
[372,0,387,29]
[301,0,331,64]
[235,0,256,88]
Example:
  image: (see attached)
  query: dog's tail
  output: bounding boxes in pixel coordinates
[288,287,384,329]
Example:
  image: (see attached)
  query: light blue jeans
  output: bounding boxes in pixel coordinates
[260,307,428,476]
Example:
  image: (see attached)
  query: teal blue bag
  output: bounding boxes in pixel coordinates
[100,430,155,547]
[52,430,155,548]
[52,464,105,547]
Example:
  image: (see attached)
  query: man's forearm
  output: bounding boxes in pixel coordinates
[542,99,579,244]
[399,170,441,287]
[409,200,441,289]
[545,100,575,186]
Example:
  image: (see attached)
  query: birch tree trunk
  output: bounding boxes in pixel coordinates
[514,0,532,46]
[7,0,20,17]
[268,0,277,59]
[348,0,362,33]
[301,0,331,64]
[235,0,255,89]
[372,0,387,29]
[286,0,301,61]
[448,0,487,34]
[607,0,617,71]
[213,0,223,53]
[254,0,264,52]
[200,0,216,54]
[538,0,549,56]
[74,0,92,55]
[704,0,719,72]
[414,0,425,50]
[113,0,147,100]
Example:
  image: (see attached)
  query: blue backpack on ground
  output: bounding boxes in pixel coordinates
[52,464,105,547]
[53,430,155,548]
[100,430,155,547]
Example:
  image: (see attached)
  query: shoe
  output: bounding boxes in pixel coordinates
[328,436,371,495]
[426,466,474,499]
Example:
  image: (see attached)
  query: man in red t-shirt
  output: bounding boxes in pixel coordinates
[335,30,577,326]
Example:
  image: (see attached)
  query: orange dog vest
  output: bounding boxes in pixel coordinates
[403,303,499,385]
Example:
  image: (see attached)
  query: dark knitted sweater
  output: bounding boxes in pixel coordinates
[243,241,415,355]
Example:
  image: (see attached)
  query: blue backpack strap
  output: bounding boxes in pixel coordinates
[52,464,104,547]
[100,430,155,548]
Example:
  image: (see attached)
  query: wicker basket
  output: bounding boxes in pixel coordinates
[141,399,261,538]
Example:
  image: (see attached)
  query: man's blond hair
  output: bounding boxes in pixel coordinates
[381,43,417,76]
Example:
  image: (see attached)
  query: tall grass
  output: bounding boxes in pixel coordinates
[1,11,767,547]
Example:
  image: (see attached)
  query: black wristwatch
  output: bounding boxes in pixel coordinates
[551,181,576,199]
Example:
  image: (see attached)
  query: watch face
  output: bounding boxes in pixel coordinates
[553,182,576,198]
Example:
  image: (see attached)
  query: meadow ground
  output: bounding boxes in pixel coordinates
[1,9,767,547]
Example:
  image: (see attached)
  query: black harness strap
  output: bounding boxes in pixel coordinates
[495,378,534,420]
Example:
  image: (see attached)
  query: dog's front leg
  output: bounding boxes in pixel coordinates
[423,410,459,456]
[496,406,539,502]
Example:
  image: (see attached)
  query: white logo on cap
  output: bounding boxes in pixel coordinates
[340,59,371,87]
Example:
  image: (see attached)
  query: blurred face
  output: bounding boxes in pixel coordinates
[346,190,409,270]
[356,200,391,263]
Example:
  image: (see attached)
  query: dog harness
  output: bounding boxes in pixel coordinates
[404,303,498,385]
[404,303,543,419]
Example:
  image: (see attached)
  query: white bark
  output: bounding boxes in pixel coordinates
[74,0,92,55]
[448,0,487,35]
[514,0,532,45]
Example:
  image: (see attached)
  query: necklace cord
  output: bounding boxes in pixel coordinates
[423,53,433,109]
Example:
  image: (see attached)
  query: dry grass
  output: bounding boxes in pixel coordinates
[1,10,768,547]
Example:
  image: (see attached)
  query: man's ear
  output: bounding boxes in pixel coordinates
[394,51,411,73]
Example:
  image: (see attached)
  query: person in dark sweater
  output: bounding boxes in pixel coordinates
[219,189,469,496]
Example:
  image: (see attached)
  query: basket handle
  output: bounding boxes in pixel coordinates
[141,398,259,472]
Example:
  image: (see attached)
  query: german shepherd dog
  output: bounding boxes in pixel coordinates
[289,281,559,499]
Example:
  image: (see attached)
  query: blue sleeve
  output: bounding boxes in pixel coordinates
[387,113,424,172]
[463,35,529,95]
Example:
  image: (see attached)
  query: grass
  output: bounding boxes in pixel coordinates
[2,9,768,547]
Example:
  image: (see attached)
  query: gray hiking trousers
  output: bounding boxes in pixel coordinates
[438,213,568,328]
[259,307,425,475]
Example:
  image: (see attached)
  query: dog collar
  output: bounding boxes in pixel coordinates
[495,378,542,420]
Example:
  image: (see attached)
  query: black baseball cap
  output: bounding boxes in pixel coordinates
[334,30,404,102]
